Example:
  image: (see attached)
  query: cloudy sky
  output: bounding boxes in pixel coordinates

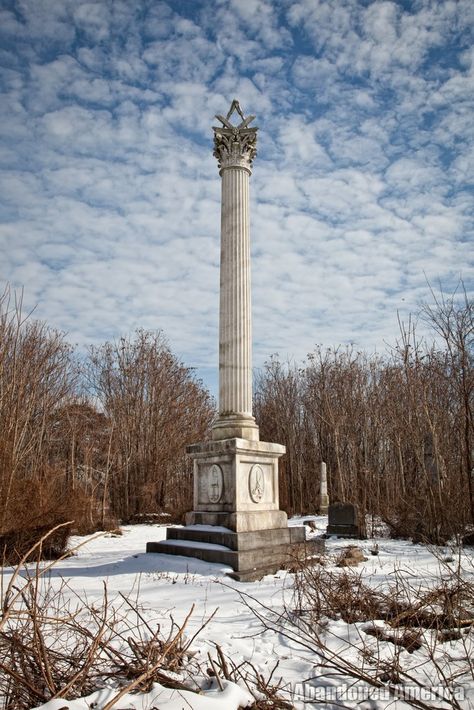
[0,0,472,395]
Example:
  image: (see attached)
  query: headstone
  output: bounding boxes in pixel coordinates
[326,502,365,538]
[319,461,329,514]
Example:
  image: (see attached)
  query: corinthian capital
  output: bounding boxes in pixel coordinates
[213,99,258,173]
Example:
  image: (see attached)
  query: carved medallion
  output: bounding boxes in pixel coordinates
[208,464,223,503]
[249,464,265,503]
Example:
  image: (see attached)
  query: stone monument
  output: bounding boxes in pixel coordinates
[147,100,308,580]
[326,502,365,538]
[319,461,329,514]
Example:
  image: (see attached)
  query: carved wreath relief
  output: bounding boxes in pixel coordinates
[208,464,223,503]
[249,464,265,503]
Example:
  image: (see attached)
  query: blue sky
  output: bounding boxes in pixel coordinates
[0,0,472,397]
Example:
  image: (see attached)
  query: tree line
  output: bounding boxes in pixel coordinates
[0,283,472,554]
[254,286,473,542]
[0,287,214,555]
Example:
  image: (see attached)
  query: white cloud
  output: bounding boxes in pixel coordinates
[0,0,472,398]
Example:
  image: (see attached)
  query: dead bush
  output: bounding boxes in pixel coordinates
[0,527,287,710]
[0,474,74,563]
[0,529,210,709]
[209,644,293,709]
[292,556,474,634]
[0,524,71,565]
[233,551,474,710]
[292,566,383,624]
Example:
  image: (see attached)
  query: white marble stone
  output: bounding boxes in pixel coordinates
[186,437,286,531]
[147,101,314,579]
[212,100,259,441]
[320,461,329,514]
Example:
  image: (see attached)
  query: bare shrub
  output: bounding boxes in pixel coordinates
[0,288,79,553]
[254,284,473,541]
[209,643,293,709]
[0,288,215,538]
[235,552,474,710]
[0,529,209,708]
[0,529,289,709]
[292,552,474,633]
[47,397,116,533]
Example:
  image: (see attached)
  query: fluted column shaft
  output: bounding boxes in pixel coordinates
[212,101,259,441]
[219,165,252,416]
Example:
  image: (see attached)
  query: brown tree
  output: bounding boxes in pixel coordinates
[254,288,473,540]
[86,330,214,521]
[0,287,77,554]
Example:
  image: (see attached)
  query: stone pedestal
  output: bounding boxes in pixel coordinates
[147,437,310,580]
[186,438,287,531]
[146,101,316,579]
[147,526,308,582]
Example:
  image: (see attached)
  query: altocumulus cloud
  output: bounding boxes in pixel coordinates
[0,0,472,393]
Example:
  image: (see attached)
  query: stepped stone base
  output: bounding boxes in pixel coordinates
[146,435,325,580]
[146,525,323,581]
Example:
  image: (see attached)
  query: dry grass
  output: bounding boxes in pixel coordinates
[0,527,207,708]
[292,555,474,634]
[0,526,292,709]
[233,550,474,710]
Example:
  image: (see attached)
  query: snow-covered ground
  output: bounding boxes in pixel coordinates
[2,516,474,710]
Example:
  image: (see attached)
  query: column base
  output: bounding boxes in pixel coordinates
[212,415,259,442]
[186,509,288,532]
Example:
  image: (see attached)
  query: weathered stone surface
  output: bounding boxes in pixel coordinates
[147,528,323,582]
[167,525,304,551]
[329,502,358,526]
[212,100,258,440]
[186,438,286,457]
[186,437,286,524]
[319,461,329,514]
[211,416,259,442]
[326,502,365,538]
[186,510,289,533]
[145,101,324,579]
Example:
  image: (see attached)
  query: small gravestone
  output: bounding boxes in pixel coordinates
[326,502,365,538]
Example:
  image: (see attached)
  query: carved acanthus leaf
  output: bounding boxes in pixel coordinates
[213,100,258,172]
